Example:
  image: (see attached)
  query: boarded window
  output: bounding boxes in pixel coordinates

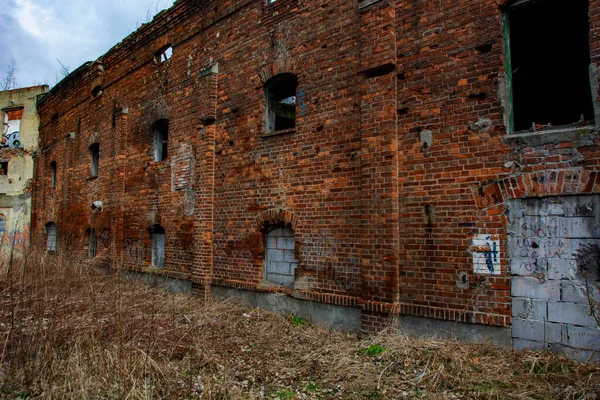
[151,224,165,268]
[90,143,99,177]
[46,222,57,252]
[265,225,298,288]
[507,0,594,132]
[264,73,297,133]
[152,119,169,162]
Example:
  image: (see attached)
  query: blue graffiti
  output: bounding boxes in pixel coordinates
[485,236,498,273]
[297,87,307,124]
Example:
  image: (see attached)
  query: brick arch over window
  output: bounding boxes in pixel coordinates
[258,57,300,85]
[255,208,299,232]
[473,167,600,227]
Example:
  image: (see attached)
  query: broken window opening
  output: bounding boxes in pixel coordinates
[91,85,102,98]
[155,45,172,64]
[264,224,298,288]
[150,224,165,269]
[152,119,169,162]
[45,222,57,252]
[267,0,276,4]
[87,228,97,259]
[90,143,99,177]
[0,214,6,234]
[0,161,8,176]
[507,0,594,133]
[264,73,298,133]
[51,161,57,189]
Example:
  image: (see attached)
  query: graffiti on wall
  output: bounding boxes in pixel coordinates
[303,231,360,291]
[472,234,501,275]
[0,224,30,253]
[123,238,146,264]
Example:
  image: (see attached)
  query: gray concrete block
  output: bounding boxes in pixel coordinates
[565,325,600,350]
[511,276,560,300]
[548,301,597,326]
[510,257,547,277]
[513,338,546,351]
[560,280,599,304]
[512,297,547,320]
[284,249,297,262]
[512,318,562,344]
[548,343,600,363]
[269,250,285,262]
[562,217,600,238]
[281,237,295,250]
[547,258,577,280]
[267,236,277,249]
[564,197,598,217]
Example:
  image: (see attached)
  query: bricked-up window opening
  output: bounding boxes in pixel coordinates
[264,224,298,288]
[507,0,594,132]
[155,45,172,64]
[0,161,8,176]
[152,119,169,161]
[87,228,97,259]
[150,224,165,268]
[264,73,297,133]
[90,143,99,177]
[45,222,57,252]
[91,85,102,98]
[50,161,56,189]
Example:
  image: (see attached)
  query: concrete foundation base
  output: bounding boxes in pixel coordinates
[211,286,362,332]
[398,315,512,347]
[120,270,193,295]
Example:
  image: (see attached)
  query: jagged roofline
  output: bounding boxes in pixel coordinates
[40,0,209,102]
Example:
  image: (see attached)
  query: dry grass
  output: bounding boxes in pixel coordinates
[0,250,599,399]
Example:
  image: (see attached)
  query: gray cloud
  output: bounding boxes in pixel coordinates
[0,0,174,88]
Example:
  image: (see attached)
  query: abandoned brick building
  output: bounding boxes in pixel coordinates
[31,0,600,360]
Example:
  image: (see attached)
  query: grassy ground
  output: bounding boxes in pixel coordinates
[0,251,599,399]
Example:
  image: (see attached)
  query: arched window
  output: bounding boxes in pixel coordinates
[150,224,165,268]
[152,119,169,162]
[90,143,99,177]
[265,224,298,288]
[50,161,57,189]
[91,85,102,98]
[45,222,57,252]
[264,73,298,133]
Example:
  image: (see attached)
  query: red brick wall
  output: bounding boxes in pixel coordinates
[31,0,600,331]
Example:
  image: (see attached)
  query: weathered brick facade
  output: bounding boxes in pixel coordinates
[31,0,600,355]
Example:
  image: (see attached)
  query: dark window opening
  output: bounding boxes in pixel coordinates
[51,161,57,188]
[152,119,169,161]
[150,224,165,269]
[90,143,99,177]
[264,73,297,133]
[0,161,8,176]
[45,222,57,252]
[508,0,594,132]
[91,85,102,98]
[87,228,97,258]
[155,45,172,64]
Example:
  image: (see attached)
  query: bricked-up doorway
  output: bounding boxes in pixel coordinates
[265,224,298,288]
[150,224,165,269]
[509,195,600,361]
[45,222,56,252]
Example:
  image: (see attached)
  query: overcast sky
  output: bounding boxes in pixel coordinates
[0,0,175,89]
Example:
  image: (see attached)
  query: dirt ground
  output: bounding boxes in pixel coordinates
[1,252,599,399]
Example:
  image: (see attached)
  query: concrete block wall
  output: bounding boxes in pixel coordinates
[509,195,600,361]
[265,226,298,288]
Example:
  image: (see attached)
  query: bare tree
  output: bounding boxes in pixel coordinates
[56,58,70,78]
[1,59,18,91]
